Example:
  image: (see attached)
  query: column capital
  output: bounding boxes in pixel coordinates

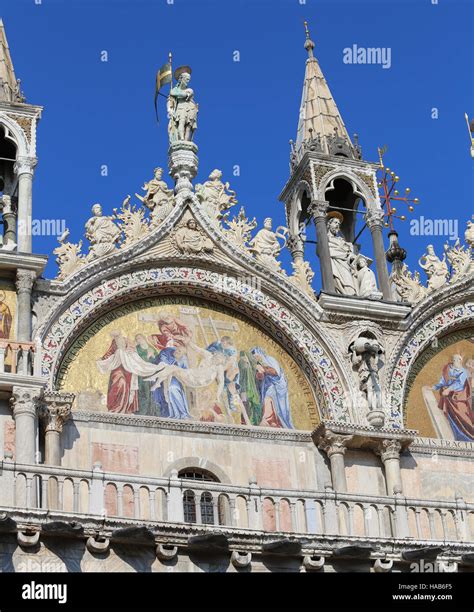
[10,385,43,418]
[308,199,329,220]
[16,269,36,294]
[286,234,305,258]
[39,391,75,433]
[364,208,385,230]
[14,156,38,177]
[375,438,402,462]
[317,430,353,458]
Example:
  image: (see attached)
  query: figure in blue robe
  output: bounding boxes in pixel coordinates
[152,347,191,419]
[250,347,294,429]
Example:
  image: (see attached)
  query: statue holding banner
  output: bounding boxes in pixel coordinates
[167,67,198,143]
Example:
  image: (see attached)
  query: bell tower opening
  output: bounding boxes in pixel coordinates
[0,125,17,198]
[325,178,363,243]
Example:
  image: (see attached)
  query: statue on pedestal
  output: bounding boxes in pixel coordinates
[167,68,198,143]
[85,204,121,261]
[349,334,385,427]
[327,216,357,296]
[353,254,382,299]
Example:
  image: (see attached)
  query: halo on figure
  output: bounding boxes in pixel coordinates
[327,210,344,223]
[174,66,192,80]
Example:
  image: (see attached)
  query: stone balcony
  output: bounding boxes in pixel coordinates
[0,461,473,571]
[0,339,44,390]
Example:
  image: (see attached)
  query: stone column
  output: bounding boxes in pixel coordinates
[318,431,351,493]
[377,439,403,495]
[39,392,74,466]
[10,385,42,464]
[365,208,392,301]
[286,234,305,266]
[308,200,335,293]
[1,195,17,246]
[14,156,37,253]
[16,269,36,342]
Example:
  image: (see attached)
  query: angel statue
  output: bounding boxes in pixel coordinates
[167,67,198,143]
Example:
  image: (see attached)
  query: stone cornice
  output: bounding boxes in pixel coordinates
[312,420,416,453]
[71,410,315,443]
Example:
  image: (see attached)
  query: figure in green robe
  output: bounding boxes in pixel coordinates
[135,334,158,416]
[238,350,262,426]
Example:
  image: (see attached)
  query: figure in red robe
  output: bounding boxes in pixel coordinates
[148,313,192,351]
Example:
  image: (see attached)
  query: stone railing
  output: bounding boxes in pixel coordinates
[0,461,472,544]
[0,339,41,376]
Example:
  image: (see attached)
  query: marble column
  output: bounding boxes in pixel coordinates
[39,392,74,466]
[1,195,17,246]
[286,234,305,265]
[14,156,37,254]
[365,208,392,301]
[377,439,403,495]
[308,200,335,293]
[16,269,36,342]
[318,431,351,493]
[10,386,42,464]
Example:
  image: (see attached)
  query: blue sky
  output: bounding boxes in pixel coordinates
[1,0,473,283]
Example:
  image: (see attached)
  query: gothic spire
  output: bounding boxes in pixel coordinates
[0,19,24,103]
[295,21,353,158]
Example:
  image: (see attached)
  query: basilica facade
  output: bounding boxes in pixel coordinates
[0,20,472,573]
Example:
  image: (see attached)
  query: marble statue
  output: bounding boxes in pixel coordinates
[85,203,121,261]
[195,169,237,220]
[350,334,385,423]
[173,218,213,255]
[167,69,198,142]
[327,216,357,296]
[249,218,287,272]
[353,255,381,299]
[419,245,449,291]
[135,167,174,228]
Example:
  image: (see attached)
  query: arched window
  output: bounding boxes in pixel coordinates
[179,468,219,525]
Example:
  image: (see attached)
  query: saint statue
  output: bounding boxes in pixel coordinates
[136,167,173,227]
[167,68,198,142]
[249,218,287,270]
[173,219,213,254]
[195,169,237,219]
[327,216,357,296]
[353,254,381,299]
[85,203,121,261]
[419,244,449,291]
